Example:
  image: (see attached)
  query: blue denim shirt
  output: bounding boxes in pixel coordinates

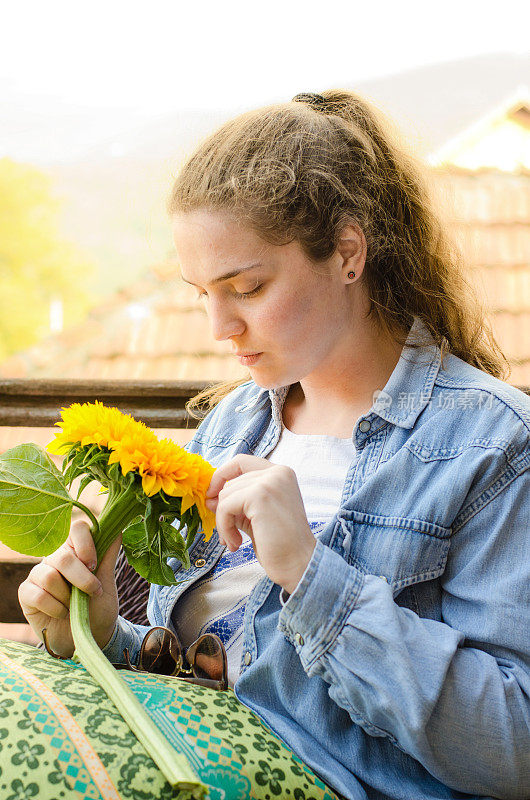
[104,318,530,800]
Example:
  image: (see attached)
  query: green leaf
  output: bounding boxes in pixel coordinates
[185,517,199,550]
[107,462,121,484]
[63,444,102,487]
[159,520,190,569]
[143,499,159,547]
[63,450,86,487]
[0,443,73,556]
[121,518,180,586]
[76,473,95,500]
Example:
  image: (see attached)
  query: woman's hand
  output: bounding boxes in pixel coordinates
[18,520,121,659]
[205,455,316,595]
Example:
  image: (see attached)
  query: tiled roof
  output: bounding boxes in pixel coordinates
[0,166,530,385]
[0,270,249,382]
[433,167,530,386]
[1,169,529,387]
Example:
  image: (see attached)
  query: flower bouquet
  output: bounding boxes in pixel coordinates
[0,401,216,796]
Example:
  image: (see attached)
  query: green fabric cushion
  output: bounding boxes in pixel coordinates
[0,637,341,800]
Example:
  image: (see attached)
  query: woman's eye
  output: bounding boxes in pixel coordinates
[195,285,263,301]
[234,284,263,299]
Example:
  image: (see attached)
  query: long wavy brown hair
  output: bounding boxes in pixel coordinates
[167,89,508,420]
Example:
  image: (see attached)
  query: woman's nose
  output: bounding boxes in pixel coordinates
[208,298,246,341]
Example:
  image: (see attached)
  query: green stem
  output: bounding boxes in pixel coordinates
[70,587,206,796]
[70,499,100,534]
[93,478,144,563]
[69,477,206,795]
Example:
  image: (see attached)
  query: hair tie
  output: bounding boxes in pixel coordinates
[292,92,327,111]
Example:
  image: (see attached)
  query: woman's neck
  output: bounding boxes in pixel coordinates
[283,323,404,437]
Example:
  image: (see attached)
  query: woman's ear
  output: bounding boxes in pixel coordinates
[336,223,367,282]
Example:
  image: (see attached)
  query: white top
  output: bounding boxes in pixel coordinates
[172,424,357,687]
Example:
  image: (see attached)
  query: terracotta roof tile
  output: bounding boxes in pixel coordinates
[479,267,530,312]
[435,168,530,222]
[490,312,530,361]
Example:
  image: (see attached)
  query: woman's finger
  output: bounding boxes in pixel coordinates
[206,454,271,498]
[207,472,256,527]
[206,461,243,500]
[68,519,98,571]
[18,579,70,620]
[219,530,243,552]
[41,545,103,597]
[215,486,251,551]
[206,471,256,514]
[96,533,122,584]
[25,561,72,607]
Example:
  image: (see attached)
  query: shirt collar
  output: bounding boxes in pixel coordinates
[371,316,441,429]
[262,316,442,431]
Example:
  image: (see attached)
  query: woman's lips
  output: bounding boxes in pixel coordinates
[236,353,262,365]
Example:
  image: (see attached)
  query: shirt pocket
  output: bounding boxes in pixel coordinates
[336,508,451,596]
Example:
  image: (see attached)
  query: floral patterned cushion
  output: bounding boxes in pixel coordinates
[0,638,341,800]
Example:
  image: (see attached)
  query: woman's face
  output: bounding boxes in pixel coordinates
[171,209,359,390]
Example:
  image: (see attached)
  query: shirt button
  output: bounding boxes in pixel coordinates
[359,420,371,433]
[294,632,304,646]
[243,651,252,666]
[194,558,206,568]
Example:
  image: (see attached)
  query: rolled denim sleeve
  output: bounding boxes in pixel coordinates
[101,615,151,665]
[278,465,530,799]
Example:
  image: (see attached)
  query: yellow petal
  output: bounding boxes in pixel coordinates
[181,493,195,514]
[142,473,157,495]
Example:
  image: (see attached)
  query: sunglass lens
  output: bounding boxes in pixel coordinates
[188,635,227,682]
[142,628,181,675]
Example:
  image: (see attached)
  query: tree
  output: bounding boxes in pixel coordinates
[0,158,94,361]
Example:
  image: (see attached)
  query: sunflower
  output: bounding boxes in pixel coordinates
[47,401,216,540]
[47,400,143,454]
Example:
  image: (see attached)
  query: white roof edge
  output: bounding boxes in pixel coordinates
[427,83,530,166]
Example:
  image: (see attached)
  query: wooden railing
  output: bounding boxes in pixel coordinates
[1,378,529,625]
[0,379,212,428]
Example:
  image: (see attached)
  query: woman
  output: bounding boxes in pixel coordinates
[19,91,530,800]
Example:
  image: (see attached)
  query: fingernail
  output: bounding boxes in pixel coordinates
[89,562,97,572]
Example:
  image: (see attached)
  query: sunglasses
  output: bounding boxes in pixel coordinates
[118,626,228,691]
[42,624,228,691]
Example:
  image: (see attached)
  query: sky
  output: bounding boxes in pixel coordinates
[1,0,528,161]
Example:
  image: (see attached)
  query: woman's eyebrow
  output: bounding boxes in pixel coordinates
[181,262,264,287]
